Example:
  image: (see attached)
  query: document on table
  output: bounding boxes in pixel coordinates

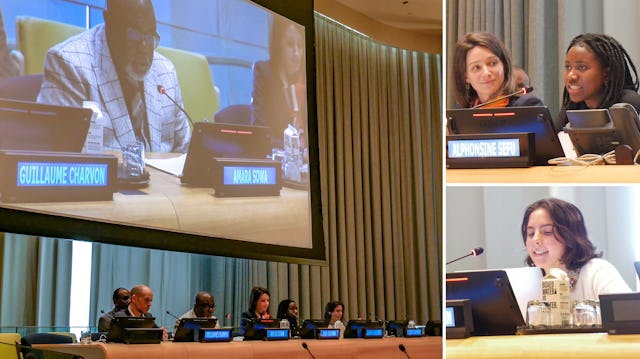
[144,154,186,176]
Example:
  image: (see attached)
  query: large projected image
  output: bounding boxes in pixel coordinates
[0,0,323,262]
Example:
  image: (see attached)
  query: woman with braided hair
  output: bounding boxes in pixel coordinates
[557,33,640,131]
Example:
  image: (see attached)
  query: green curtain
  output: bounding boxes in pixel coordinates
[0,12,442,329]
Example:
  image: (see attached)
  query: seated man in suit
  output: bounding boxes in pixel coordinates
[114,284,167,340]
[98,287,130,332]
[174,291,220,330]
[37,0,190,153]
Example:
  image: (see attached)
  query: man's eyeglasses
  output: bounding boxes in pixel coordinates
[127,27,160,49]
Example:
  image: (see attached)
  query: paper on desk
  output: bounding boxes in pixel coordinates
[144,154,186,176]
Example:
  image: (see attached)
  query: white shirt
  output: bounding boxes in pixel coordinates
[571,258,632,302]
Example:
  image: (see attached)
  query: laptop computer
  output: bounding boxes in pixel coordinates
[173,317,218,342]
[299,319,329,339]
[446,106,564,166]
[106,316,160,344]
[181,122,271,186]
[446,268,540,335]
[0,98,92,152]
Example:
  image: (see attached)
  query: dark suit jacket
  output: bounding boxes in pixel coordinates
[556,89,640,132]
[251,60,307,148]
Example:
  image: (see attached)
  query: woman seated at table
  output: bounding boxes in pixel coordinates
[556,33,640,131]
[452,32,544,109]
[240,286,271,335]
[324,300,345,329]
[277,299,300,337]
[521,197,631,302]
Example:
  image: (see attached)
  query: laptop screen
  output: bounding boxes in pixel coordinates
[446,269,526,335]
[0,98,92,152]
[173,317,218,342]
[106,316,156,343]
[446,106,564,166]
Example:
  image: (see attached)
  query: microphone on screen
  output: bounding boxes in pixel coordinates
[157,84,195,128]
[301,342,317,359]
[398,344,412,359]
[471,86,534,109]
[446,247,484,265]
[100,309,105,314]
[166,310,180,320]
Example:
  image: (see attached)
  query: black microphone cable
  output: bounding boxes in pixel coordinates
[398,343,411,359]
[157,84,195,128]
[301,342,316,359]
[471,86,534,109]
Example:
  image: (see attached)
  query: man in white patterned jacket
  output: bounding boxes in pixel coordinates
[38,0,190,153]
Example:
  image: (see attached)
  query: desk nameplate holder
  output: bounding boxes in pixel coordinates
[199,328,233,342]
[211,157,282,197]
[446,132,535,169]
[0,150,117,203]
[264,328,290,340]
[445,299,473,339]
[316,328,340,339]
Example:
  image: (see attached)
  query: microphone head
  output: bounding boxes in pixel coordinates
[301,342,308,349]
[166,310,170,314]
[471,247,484,256]
[157,85,165,94]
[399,344,406,352]
[100,309,105,314]
[522,86,534,94]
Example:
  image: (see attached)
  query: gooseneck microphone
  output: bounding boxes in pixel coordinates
[446,247,484,265]
[166,310,180,320]
[301,342,316,359]
[471,86,534,109]
[157,84,195,127]
[398,344,411,359]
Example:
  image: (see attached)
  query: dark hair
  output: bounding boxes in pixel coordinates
[563,33,640,110]
[324,300,345,321]
[268,15,305,83]
[112,287,128,302]
[277,299,295,319]
[248,286,270,314]
[521,198,602,272]
[452,32,516,108]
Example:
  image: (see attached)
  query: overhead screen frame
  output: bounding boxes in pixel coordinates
[0,0,326,264]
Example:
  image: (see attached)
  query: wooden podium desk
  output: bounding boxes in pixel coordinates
[447,165,640,184]
[446,333,640,359]
[35,337,442,359]
[2,153,311,247]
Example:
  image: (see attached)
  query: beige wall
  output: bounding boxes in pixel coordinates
[314,0,441,54]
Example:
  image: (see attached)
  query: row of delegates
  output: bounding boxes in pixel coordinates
[37,0,190,153]
[522,198,631,302]
[452,32,640,133]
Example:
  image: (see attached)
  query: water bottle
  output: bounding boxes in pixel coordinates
[280,318,290,338]
[407,320,416,329]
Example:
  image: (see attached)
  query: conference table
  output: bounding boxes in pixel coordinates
[1,153,311,248]
[34,336,441,359]
[446,333,640,358]
[446,165,640,183]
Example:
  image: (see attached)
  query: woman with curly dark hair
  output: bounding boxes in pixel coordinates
[522,198,630,301]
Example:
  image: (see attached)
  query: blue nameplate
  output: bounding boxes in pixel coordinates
[316,328,340,339]
[405,328,423,337]
[212,158,282,197]
[446,133,535,168]
[0,150,117,203]
[362,328,384,339]
[265,328,289,340]
[200,328,232,342]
